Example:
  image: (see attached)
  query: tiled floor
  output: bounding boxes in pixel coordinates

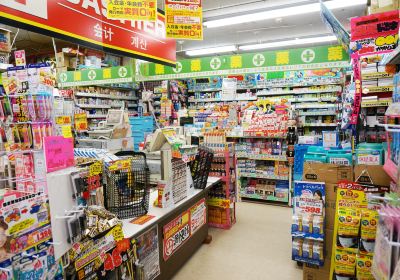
[172,202,303,280]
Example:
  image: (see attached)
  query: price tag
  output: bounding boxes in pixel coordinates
[89,161,102,176]
[112,225,124,242]
[61,125,73,138]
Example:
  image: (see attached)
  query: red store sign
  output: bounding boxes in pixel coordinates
[0,0,176,66]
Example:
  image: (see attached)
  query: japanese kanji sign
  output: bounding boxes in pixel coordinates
[0,0,176,65]
[165,0,203,40]
[107,0,157,22]
[58,66,133,87]
[139,45,350,81]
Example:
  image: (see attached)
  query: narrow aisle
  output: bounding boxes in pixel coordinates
[173,202,303,280]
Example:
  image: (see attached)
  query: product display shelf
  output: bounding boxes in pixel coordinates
[240,192,289,203]
[207,144,237,230]
[235,153,288,161]
[238,172,289,181]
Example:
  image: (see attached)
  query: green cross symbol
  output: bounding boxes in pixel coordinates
[210,57,221,70]
[88,70,96,80]
[173,62,182,73]
[118,67,128,77]
[253,54,265,67]
[301,49,315,63]
[59,73,67,83]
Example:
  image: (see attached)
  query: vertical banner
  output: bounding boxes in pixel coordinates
[107,0,157,21]
[320,0,350,52]
[165,0,203,40]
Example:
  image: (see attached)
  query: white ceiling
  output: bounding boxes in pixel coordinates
[166,0,367,58]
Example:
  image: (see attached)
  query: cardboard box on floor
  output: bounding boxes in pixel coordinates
[303,259,331,280]
[354,165,391,187]
[370,0,399,14]
[302,163,353,185]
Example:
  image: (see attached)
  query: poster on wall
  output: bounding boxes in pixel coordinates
[163,198,207,260]
[107,0,157,22]
[0,0,176,65]
[165,0,203,40]
[136,226,160,280]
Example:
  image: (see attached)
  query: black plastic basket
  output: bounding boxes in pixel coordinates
[189,146,214,189]
[104,151,150,219]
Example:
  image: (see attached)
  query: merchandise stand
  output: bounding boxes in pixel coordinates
[122,177,221,280]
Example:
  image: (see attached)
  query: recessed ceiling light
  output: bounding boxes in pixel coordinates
[186,45,237,56]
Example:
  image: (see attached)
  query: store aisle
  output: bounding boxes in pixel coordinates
[173,202,302,280]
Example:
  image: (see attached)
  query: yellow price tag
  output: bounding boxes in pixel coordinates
[61,125,73,138]
[89,161,102,176]
[112,225,124,242]
[109,160,131,171]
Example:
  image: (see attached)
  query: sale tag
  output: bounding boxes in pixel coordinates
[89,161,102,176]
[14,50,26,67]
[74,113,88,132]
[56,116,72,125]
[112,225,124,242]
[61,125,73,138]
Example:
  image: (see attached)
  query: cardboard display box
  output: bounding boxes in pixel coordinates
[354,165,392,187]
[303,260,331,280]
[370,0,399,13]
[303,163,353,185]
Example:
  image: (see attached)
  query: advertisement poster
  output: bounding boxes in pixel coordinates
[163,199,207,260]
[190,198,206,234]
[0,0,176,65]
[350,10,399,57]
[107,0,157,22]
[293,181,325,217]
[74,112,88,132]
[14,50,26,67]
[137,226,160,280]
[43,136,75,173]
[165,0,203,40]
[320,0,350,52]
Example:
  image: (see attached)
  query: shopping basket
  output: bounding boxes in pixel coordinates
[104,151,150,219]
[189,146,214,189]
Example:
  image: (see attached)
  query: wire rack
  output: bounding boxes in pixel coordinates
[189,146,214,189]
[104,152,150,219]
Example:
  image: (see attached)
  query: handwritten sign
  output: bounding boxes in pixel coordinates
[61,125,73,138]
[44,136,75,173]
[74,113,88,132]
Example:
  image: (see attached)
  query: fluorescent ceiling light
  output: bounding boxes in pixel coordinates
[186,45,237,56]
[239,35,338,51]
[204,0,367,28]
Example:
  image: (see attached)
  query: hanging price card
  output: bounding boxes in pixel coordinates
[107,0,157,21]
[74,113,88,132]
[165,0,203,40]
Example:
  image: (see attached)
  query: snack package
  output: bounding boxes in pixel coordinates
[334,248,357,278]
[337,207,361,251]
[356,253,374,280]
[359,209,379,254]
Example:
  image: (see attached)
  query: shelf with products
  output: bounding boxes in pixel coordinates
[238,176,290,203]
[256,85,342,96]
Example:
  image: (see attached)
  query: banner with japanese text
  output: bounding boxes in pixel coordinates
[139,45,350,81]
[58,66,133,87]
[165,0,203,40]
[107,0,157,22]
[0,0,175,66]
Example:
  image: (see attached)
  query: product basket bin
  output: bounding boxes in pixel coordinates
[189,146,214,189]
[104,151,150,219]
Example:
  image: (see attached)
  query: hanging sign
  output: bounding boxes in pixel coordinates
[140,45,350,81]
[58,66,133,87]
[165,0,203,40]
[14,50,26,67]
[43,136,75,173]
[350,10,400,57]
[0,0,176,66]
[74,112,88,132]
[107,0,157,22]
[320,0,350,53]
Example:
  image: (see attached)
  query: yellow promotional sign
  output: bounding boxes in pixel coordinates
[74,113,88,132]
[61,125,73,138]
[107,0,157,22]
[56,116,72,125]
[165,0,203,40]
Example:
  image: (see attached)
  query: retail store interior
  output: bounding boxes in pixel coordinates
[1,0,400,279]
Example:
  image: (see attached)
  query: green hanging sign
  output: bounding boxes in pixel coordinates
[58,66,134,87]
[139,45,350,81]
